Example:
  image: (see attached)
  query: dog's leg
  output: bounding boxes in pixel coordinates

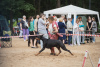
[28,37,30,47]
[50,48,55,55]
[35,52,40,56]
[61,45,73,55]
[35,48,45,56]
[56,47,61,56]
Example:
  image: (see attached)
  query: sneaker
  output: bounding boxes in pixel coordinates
[93,41,95,43]
[50,53,54,55]
[78,44,80,46]
[50,53,56,55]
[31,47,36,48]
[81,42,85,44]
[26,39,28,41]
[69,44,73,46]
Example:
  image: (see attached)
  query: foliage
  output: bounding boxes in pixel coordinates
[0,0,100,19]
[0,0,100,32]
[0,0,35,19]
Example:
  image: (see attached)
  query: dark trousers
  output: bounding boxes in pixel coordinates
[68,31,72,45]
[35,31,40,47]
[28,31,35,47]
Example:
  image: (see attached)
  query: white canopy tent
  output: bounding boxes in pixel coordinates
[44,5,100,45]
[44,5,100,25]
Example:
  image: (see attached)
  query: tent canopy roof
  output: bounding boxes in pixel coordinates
[44,5,99,15]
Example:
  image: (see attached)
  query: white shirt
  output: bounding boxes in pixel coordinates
[67,20,73,31]
[79,21,84,31]
[74,23,79,32]
[48,23,56,34]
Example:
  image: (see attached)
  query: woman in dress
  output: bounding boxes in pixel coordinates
[58,18,67,44]
[92,17,97,43]
[86,16,93,43]
[78,17,85,44]
[28,16,36,48]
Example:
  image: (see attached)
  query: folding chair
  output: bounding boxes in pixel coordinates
[84,30,92,44]
[1,31,12,47]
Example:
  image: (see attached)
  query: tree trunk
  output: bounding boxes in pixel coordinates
[37,0,41,14]
[57,0,60,8]
[74,0,77,5]
[10,10,13,34]
[46,0,48,10]
[82,0,85,8]
[34,0,36,15]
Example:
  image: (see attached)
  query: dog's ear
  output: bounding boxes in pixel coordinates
[38,35,43,39]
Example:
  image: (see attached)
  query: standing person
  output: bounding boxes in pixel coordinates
[54,16,57,22]
[34,15,39,33]
[64,18,67,25]
[20,15,29,41]
[92,17,97,43]
[64,18,68,44]
[58,18,67,44]
[78,17,85,44]
[38,14,48,48]
[34,15,40,47]
[48,16,58,55]
[86,16,93,43]
[17,19,23,37]
[28,16,36,48]
[54,16,59,29]
[46,18,49,33]
[57,15,65,24]
[61,15,65,24]
[67,18,73,46]
[73,19,80,46]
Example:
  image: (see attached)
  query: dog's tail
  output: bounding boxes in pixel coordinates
[61,44,73,55]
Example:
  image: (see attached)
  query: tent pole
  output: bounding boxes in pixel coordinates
[72,14,77,45]
[45,13,48,18]
[97,13,100,25]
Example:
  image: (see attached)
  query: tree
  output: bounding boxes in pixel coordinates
[0,0,35,33]
[0,0,100,34]
[57,0,61,8]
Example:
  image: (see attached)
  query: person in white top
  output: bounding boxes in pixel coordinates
[61,15,65,24]
[73,19,80,46]
[78,17,85,44]
[67,18,73,45]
